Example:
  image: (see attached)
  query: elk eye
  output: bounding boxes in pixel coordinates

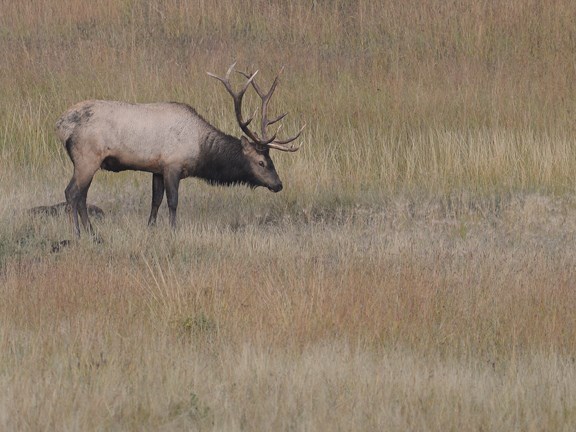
[258,161,265,167]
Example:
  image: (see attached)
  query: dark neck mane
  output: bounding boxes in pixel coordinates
[195,130,254,186]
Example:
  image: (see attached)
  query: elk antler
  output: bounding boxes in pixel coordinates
[207,62,264,144]
[208,63,305,152]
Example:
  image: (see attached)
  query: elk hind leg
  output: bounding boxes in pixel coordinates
[65,165,98,238]
[65,178,82,238]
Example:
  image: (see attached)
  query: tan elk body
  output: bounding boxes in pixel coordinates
[55,63,304,237]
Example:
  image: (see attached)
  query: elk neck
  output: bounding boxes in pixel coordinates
[194,130,254,186]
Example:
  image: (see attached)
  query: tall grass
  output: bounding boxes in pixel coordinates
[1,0,576,193]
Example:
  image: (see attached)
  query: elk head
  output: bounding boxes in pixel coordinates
[207,62,305,192]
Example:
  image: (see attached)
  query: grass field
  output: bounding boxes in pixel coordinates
[1,1,576,430]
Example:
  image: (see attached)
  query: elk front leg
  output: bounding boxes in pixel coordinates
[78,182,95,236]
[163,169,181,229]
[148,173,164,226]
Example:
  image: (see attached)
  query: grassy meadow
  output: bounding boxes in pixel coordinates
[1,0,576,430]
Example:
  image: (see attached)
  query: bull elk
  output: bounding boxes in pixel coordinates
[55,62,304,237]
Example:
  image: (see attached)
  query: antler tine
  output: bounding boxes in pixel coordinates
[236,69,267,99]
[225,61,236,78]
[206,62,236,93]
[266,124,307,151]
[210,63,259,100]
[267,112,288,126]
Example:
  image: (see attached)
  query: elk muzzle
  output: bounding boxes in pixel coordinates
[269,182,283,193]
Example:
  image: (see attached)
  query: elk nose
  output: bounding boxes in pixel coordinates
[271,182,283,192]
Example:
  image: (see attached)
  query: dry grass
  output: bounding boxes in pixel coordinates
[2,180,576,430]
[2,0,576,430]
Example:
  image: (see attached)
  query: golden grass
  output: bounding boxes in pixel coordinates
[2,186,576,430]
[2,0,576,192]
[2,0,576,430]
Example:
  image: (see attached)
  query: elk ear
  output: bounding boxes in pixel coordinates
[241,136,260,154]
[241,136,267,155]
[240,136,252,150]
